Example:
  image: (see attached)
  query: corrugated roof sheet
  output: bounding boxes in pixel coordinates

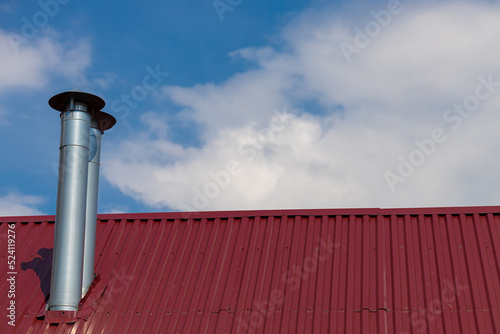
[1,207,500,333]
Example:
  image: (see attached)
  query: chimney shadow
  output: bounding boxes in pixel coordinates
[21,247,53,302]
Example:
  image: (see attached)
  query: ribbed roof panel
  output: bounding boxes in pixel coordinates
[1,207,499,333]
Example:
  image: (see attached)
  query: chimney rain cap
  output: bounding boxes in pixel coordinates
[49,90,105,112]
[94,111,117,132]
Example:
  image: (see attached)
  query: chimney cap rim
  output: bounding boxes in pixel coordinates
[49,90,105,112]
[94,111,117,132]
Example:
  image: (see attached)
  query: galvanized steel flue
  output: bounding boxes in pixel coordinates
[47,91,115,311]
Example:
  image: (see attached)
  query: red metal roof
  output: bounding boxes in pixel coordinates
[1,207,500,333]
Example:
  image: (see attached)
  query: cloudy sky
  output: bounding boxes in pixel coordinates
[1,0,500,216]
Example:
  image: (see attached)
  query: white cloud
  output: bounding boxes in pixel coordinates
[0,192,45,216]
[104,1,500,211]
[100,205,130,214]
[0,29,92,92]
[93,72,116,90]
[0,28,93,125]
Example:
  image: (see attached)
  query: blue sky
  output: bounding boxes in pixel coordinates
[1,0,500,215]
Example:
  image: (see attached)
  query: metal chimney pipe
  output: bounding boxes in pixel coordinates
[48,91,105,311]
[81,111,116,297]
